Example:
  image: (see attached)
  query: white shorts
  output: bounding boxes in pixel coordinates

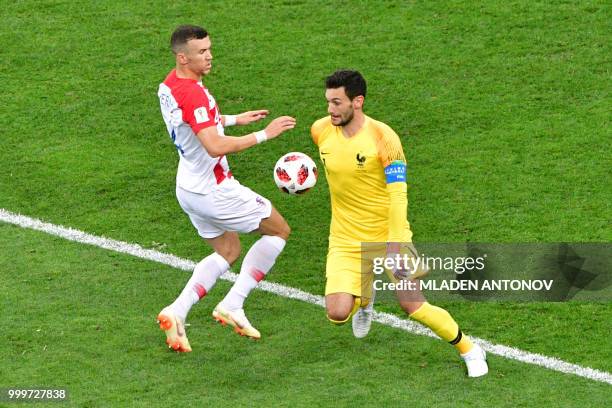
[176,179,273,239]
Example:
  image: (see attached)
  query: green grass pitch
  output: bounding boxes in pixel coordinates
[1,0,610,406]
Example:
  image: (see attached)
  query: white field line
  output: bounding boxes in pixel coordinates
[1,208,611,385]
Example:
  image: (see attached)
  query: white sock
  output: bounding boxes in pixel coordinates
[170,252,229,321]
[220,235,286,311]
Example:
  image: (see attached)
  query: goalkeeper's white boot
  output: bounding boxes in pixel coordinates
[462,343,488,377]
[352,290,375,338]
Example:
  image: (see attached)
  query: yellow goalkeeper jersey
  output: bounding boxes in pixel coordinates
[311,115,413,249]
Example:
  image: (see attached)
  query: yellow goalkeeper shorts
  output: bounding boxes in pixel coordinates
[324,242,428,298]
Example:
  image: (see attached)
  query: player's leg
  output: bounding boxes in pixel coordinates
[396,282,488,377]
[157,188,235,352]
[213,185,289,339]
[387,241,487,376]
[324,250,370,329]
[217,206,288,313]
[158,232,236,352]
[166,231,239,319]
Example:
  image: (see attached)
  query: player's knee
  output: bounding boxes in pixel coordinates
[326,307,351,324]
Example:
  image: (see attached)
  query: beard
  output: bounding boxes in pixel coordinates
[337,110,354,127]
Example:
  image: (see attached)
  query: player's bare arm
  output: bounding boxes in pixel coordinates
[197,116,296,157]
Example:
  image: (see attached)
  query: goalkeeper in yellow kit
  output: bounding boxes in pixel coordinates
[311,70,488,377]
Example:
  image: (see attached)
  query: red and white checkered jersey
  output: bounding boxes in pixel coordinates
[158,69,233,194]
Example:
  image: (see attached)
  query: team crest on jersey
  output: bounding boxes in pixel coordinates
[194,107,209,123]
[356,152,366,168]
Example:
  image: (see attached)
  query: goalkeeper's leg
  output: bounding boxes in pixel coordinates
[397,284,488,377]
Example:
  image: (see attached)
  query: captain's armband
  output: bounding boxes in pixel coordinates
[384,160,406,184]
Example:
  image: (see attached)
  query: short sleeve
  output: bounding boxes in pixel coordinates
[179,85,216,134]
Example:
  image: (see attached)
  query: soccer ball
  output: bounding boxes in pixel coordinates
[273,152,318,195]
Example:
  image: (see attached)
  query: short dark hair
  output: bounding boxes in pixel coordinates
[171,25,208,53]
[325,70,367,100]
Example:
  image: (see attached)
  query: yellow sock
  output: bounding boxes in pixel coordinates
[351,297,362,315]
[409,302,474,354]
